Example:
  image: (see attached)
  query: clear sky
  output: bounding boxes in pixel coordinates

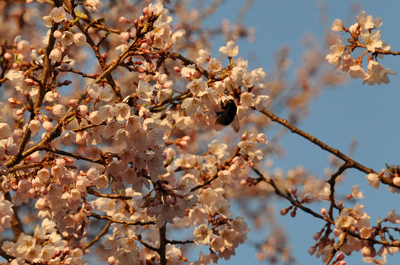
[202,1,400,264]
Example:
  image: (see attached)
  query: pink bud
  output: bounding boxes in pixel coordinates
[84,202,94,211]
[303,192,315,204]
[142,7,148,15]
[53,30,63,38]
[182,136,191,141]
[16,108,25,115]
[290,210,296,218]
[2,181,11,191]
[288,185,297,195]
[153,199,161,206]
[63,247,70,255]
[40,186,47,195]
[280,208,289,215]
[313,231,322,241]
[8,98,17,104]
[24,78,37,86]
[321,208,327,216]
[4,52,12,60]
[336,252,345,261]
[308,246,316,255]
[119,16,128,24]
[43,121,53,132]
[102,53,107,59]
[165,197,174,205]
[69,99,78,107]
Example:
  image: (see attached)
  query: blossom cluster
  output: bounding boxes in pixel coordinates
[367,165,400,193]
[326,11,397,85]
[0,1,271,264]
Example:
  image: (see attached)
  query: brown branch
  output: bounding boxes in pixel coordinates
[252,167,331,223]
[252,167,400,248]
[149,90,192,112]
[159,224,167,265]
[352,41,400,56]
[82,221,111,251]
[166,239,194,245]
[327,163,349,221]
[259,109,396,188]
[171,53,209,79]
[325,228,348,265]
[260,109,373,174]
[190,146,241,192]
[89,212,155,226]
[88,189,133,200]
[9,162,43,173]
[43,146,105,165]
[0,248,32,264]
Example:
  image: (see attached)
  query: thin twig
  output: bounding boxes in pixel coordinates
[82,221,111,251]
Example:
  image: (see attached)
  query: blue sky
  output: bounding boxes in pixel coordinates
[202,1,400,264]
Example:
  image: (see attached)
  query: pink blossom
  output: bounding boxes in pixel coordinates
[49,48,62,62]
[331,19,344,31]
[219,40,239,57]
[49,7,67,23]
[74,33,87,46]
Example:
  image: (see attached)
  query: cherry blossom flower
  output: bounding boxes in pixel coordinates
[172,29,186,46]
[254,95,269,111]
[60,31,74,46]
[193,224,213,245]
[240,92,255,107]
[356,11,382,30]
[85,0,102,12]
[363,60,396,85]
[361,30,383,52]
[208,58,222,72]
[387,209,400,224]
[49,48,62,62]
[49,7,67,23]
[348,64,366,79]
[187,78,207,96]
[52,104,66,117]
[366,173,380,189]
[196,49,210,63]
[181,97,204,116]
[137,80,154,102]
[5,70,29,93]
[318,184,331,201]
[0,123,11,139]
[73,33,86,46]
[335,208,355,230]
[0,191,14,231]
[326,38,345,67]
[331,19,344,31]
[351,184,364,199]
[181,64,197,79]
[219,40,239,57]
